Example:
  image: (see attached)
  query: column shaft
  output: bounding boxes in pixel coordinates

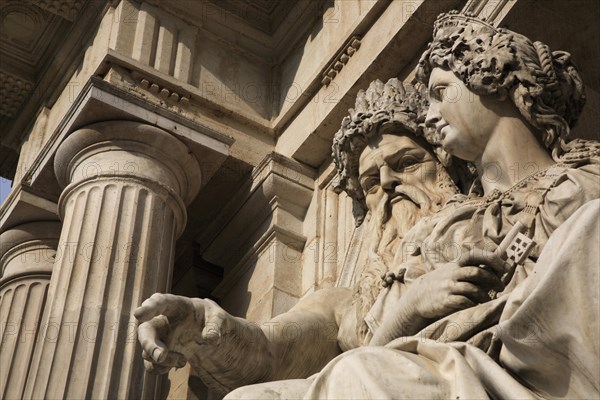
[0,222,61,399]
[26,180,178,398]
[0,278,50,398]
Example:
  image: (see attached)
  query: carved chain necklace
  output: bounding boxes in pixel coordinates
[463,163,567,207]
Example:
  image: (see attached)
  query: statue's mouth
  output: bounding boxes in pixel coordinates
[427,123,447,145]
[436,123,448,136]
[389,186,420,208]
[390,193,410,205]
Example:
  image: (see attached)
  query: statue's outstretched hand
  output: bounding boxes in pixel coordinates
[134,293,231,375]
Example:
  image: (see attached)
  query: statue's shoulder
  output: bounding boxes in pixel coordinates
[537,149,600,225]
[556,139,600,190]
[559,138,600,167]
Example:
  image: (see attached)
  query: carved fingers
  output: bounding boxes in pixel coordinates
[135,293,197,374]
[412,256,508,320]
[455,266,505,292]
[198,298,229,345]
[458,250,511,277]
[134,293,195,324]
[450,281,491,305]
[134,294,232,375]
[138,315,170,362]
[442,257,505,305]
[435,252,507,311]
[137,317,186,374]
[444,294,478,311]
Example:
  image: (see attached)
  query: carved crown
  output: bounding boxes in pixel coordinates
[433,10,495,35]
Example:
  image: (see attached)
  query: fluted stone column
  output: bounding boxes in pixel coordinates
[0,221,61,399]
[24,121,201,399]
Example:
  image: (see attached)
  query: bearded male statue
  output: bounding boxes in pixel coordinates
[134,79,460,398]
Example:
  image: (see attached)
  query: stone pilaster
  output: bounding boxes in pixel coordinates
[0,221,61,400]
[204,152,315,322]
[23,121,201,399]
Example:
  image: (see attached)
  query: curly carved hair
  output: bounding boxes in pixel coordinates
[416,11,586,160]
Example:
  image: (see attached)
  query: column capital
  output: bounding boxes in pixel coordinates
[54,121,202,205]
[0,221,62,283]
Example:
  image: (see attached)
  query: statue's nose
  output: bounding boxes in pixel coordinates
[425,102,441,129]
[380,165,400,191]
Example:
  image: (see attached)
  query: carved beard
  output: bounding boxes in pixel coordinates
[353,171,454,343]
[377,187,432,266]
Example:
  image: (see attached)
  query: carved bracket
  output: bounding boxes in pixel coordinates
[130,70,191,106]
[321,36,361,86]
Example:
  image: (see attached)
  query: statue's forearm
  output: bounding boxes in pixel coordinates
[186,317,274,395]
[262,289,351,380]
[266,311,342,380]
[185,313,341,394]
[370,297,430,346]
[186,289,349,394]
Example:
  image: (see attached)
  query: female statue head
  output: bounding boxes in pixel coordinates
[416,11,586,160]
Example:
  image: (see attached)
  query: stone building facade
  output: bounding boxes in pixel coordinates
[0,0,598,398]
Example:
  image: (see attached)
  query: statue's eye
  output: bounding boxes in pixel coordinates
[397,156,421,171]
[432,85,446,101]
[362,177,380,194]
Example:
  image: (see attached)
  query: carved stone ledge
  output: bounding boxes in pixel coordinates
[0,182,59,234]
[321,36,361,87]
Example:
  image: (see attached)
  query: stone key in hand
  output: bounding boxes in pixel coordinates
[497,221,536,281]
[484,221,536,298]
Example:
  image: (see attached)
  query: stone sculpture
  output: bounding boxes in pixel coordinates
[134,79,460,397]
[136,11,600,399]
[299,11,600,399]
